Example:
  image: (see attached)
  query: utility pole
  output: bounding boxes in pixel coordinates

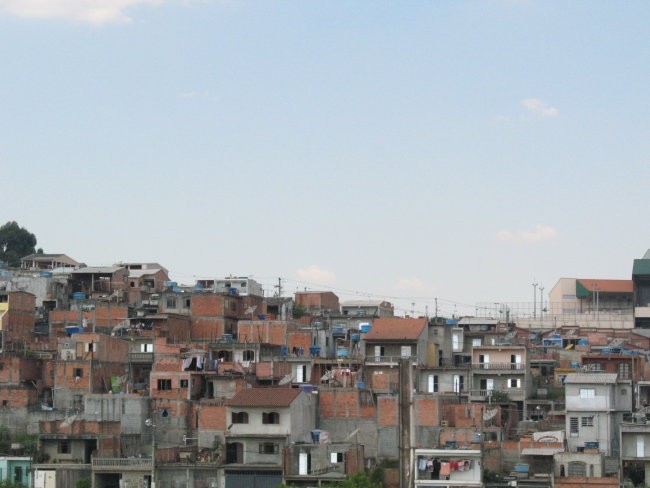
[539,287,544,320]
[399,357,412,488]
[532,281,538,318]
[274,278,283,298]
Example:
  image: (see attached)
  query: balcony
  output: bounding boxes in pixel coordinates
[91,457,152,471]
[129,352,154,363]
[472,363,524,371]
[468,388,525,401]
[365,355,416,365]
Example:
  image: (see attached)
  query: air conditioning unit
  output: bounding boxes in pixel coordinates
[440,420,449,427]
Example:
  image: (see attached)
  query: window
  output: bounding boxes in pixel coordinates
[86,342,95,352]
[157,379,172,391]
[73,368,83,378]
[428,375,439,393]
[401,346,412,358]
[580,388,596,399]
[243,350,255,361]
[453,375,464,393]
[570,417,579,437]
[141,343,154,353]
[508,378,521,388]
[180,379,189,388]
[567,461,586,477]
[374,346,385,358]
[619,363,631,379]
[166,296,177,308]
[452,334,461,352]
[581,416,594,427]
[330,452,344,463]
[231,412,249,424]
[259,443,279,454]
[472,338,482,347]
[262,412,280,424]
[58,440,70,453]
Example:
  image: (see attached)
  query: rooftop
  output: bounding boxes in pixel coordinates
[564,373,618,384]
[364,317,427,341]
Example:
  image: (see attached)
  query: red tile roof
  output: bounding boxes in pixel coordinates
[226,387,301,407]
[577,279,633,293]
[363,317,427,341]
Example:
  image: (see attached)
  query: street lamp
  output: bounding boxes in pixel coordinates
[532,282,538,318]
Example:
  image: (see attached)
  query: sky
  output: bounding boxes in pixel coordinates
[1,1,649,317]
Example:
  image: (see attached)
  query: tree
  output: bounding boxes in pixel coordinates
[292,304,306,319]
[0,221,37,267]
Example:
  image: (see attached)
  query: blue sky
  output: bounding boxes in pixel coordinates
[1,1,649,317]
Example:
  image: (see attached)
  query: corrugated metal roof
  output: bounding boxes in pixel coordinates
[72,266,124,274]
[363,317,427,341]
[564,373,618,384]
[226,388,301,407]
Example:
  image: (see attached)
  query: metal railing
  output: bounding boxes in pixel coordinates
[472,363,524,370]
[92,457,152,469]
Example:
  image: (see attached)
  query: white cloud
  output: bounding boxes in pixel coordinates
[394,277,434,294]
[0,0,164,24]
[520,224,557,243]
[493,224,557,243]
[295,265,336,285]
[521,98,559,118]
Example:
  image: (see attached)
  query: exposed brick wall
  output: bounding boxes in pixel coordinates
[377,396,398,427]
[198,405,227,430]
[414,397,439,426]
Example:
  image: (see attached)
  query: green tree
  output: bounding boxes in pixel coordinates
[292,304,306,319]
[0,221,37,267]
[75,478,91,488]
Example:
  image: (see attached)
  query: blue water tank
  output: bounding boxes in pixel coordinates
[72,292,85,300]
[356,381,366,389]
[360,325,371,334]
[337,348,349,358]
[301,385,313,394]
[514,464,529,473]
[166,281,177,287]
[351,333,360,341]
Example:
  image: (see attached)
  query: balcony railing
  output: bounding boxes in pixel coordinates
[365,355,417,364]
[472,363,524,370]
[468,388,524,399]
[128,352,154,363]
[91,457,152,470]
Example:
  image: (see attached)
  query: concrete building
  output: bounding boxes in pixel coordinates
[564,373,632,456]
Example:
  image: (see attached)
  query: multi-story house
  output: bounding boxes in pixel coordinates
[224,388,316,487]
[564,372,632,456]
[362,317,429,392]
[469,345,529,418]
[0,290,35,351]
[69,266,129,302]
[620,413,650,486]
